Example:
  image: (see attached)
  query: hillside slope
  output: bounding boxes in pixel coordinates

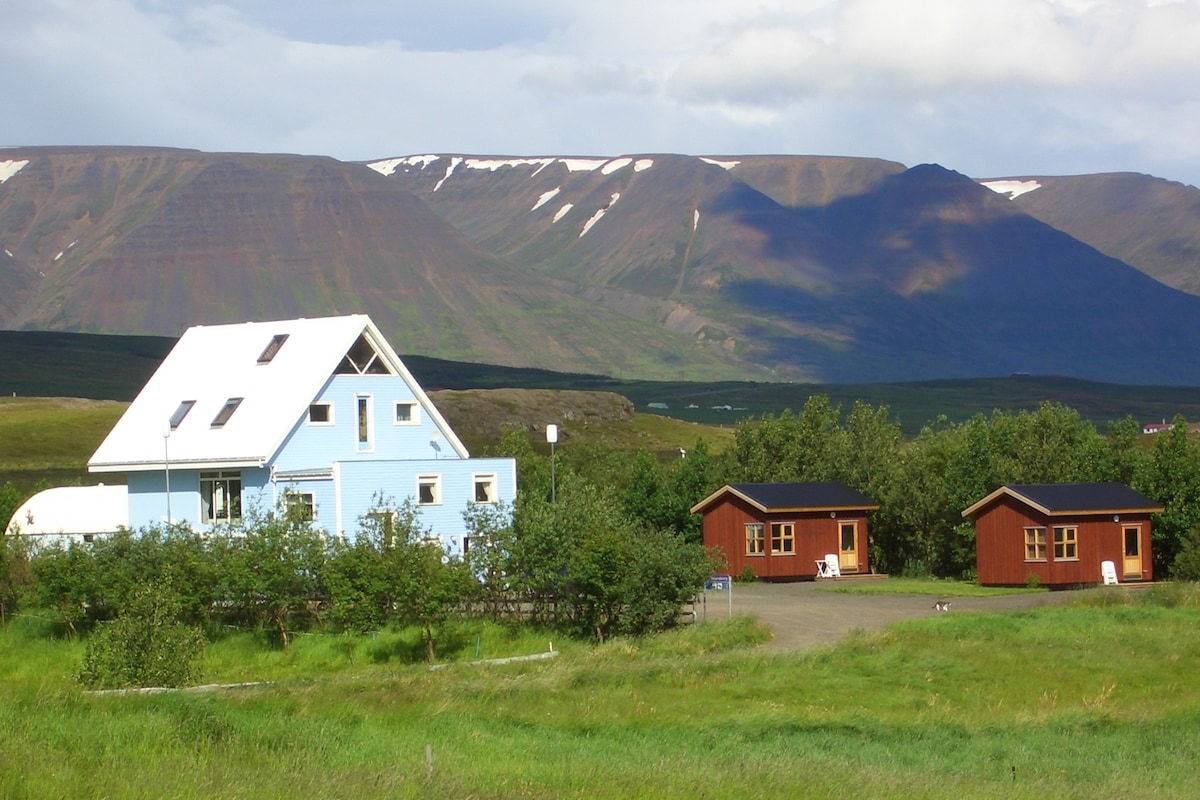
[0,148,754,380]
[980,173,1200,296]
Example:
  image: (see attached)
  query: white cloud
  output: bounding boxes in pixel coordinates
[1,0,1198,186]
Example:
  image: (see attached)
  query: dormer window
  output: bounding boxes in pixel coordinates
[211,397,243,428]
[168,400,196,430]
[257,333,289,364]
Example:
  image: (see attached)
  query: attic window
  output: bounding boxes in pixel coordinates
[257,333,289,364]
[211,397,243,428]
[335,333,392,375]
[168,400,196,430]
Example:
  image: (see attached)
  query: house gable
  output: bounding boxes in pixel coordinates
[88,315,468,473]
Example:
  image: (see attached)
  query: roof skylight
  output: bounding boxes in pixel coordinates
[257,333,290,364]
[168,400,196,430]
[211,397,243,428]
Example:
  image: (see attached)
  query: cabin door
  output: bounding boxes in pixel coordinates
[1123,526,1143,579]
[838,521,859,573]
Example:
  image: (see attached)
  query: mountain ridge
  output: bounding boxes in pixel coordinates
[3,146,1200,384]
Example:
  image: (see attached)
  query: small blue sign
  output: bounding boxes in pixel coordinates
[706,574,731,591]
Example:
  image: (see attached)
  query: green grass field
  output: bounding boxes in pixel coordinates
[3,585,1199,798]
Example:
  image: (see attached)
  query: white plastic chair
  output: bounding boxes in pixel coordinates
[823,553,841,579]
[1101,560,1119,586]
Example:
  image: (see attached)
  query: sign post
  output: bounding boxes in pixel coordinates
[705,573,733,619]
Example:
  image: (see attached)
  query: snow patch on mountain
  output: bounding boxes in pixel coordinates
[580,193,620,238]
[552,203,573,223]
[532,187,561,211]
[981,179,1042,199]
[635,159,653,172]
[433,157,463,191]
[701,157,740,170]
[0,159,29,183]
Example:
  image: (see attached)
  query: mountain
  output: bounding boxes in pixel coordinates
[0,147,753,380]
[3,146,1200,384]
[979,173,1200,296]
[374,153,1200,384]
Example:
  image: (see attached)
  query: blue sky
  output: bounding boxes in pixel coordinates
[4,0,1199,186]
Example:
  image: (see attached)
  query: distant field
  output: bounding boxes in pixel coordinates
[4,330,1200,436]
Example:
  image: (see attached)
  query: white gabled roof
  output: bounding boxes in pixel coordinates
[6,484,128,537]
[89,314,468,472]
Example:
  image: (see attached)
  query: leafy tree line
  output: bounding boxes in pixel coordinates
[1,473,716,668]
[717,398,1200,578]
[4,393,1200,683]
[486,397,1200,581]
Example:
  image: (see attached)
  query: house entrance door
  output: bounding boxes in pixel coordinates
[838,522,859,573]
[1123,526,1143,579]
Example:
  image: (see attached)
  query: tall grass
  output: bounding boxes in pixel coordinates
[3,593,1199,798]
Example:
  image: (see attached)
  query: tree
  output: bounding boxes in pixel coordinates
[0,528,31,626]
[29,541,98,639]
[1136,415,1200,575]
[461,501,517,620]
[214,510,328,655]
[78,581,206,690]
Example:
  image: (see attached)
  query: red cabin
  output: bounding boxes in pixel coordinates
[962,483,1162,587]
[691,483,878,581]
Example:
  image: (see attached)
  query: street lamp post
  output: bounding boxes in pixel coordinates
[546,424,558,504]
[162,421,172,526]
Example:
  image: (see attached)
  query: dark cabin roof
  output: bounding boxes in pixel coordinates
[962,482,1164,518]
[691,482,879,514]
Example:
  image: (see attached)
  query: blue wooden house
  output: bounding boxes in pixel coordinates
[87,314,516,552]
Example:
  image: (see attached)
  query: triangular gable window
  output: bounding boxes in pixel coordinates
[257,333,289,364]
[335,333,392,375]
[211,397,243,428]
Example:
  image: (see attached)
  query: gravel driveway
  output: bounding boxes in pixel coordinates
[698,580,1077,650]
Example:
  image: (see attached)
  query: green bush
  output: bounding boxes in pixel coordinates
[1170,522,1200,582]
[78,582,206,690]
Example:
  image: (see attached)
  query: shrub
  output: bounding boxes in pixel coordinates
[78,582,206,690]
[1170,521,1200,582]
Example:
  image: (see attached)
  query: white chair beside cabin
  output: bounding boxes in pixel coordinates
[1101,560,1119,586]
[823,553,841,579]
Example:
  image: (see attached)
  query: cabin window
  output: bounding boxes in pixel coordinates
[282,490,315,522]
[770,522,795,555]
[745,523,765,555]
[394,402,419,424]
[307,402,333,424]
[1053,526,1078,560]
[418,474,442,506]
[257,333,289,364]
[356,395,373,451]
[211,397,243,428]
[473,473,497,503]
[168,400,196,430]
[201,471,242,523]
[1024,527,1047,561]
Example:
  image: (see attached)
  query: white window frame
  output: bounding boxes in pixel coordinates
[472,473,498,504]
[307,402,334,426]
[200,470,243,524]
[417,474,442,506]
[356,394,374,453]
[394,401,420,426]
[282,490,316,521]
